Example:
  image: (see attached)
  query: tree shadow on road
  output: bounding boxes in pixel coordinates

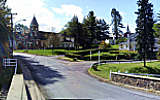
[15,55,65,86]
[29,64,65,85]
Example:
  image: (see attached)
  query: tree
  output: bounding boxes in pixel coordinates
[153,11,160,38]
[96,19,110,41]
[111,8,124,40]
[135,0,155,67]
[153,24,160,37]
[0,0,10,26]
[0,0,12,60]
[65,15,83,50]
[83,11,97,48]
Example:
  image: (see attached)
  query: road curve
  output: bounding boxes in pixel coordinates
[14,53,160,100]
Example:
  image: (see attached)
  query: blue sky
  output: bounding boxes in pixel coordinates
[7,0,160,33]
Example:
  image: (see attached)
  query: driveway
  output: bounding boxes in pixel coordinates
[14,53,160,100]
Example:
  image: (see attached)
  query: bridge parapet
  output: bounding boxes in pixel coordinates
[6,74,27,100]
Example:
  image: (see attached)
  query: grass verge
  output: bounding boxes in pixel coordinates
[88,61,160,79]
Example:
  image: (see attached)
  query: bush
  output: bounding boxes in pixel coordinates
[65,53,82,59]
[116,37,128,44]
[73,58,78,61]
[128,66,148,73]
[118,50,137,60]
[75,49,98,56]
[99,41,111,49]
[156,49,160,60]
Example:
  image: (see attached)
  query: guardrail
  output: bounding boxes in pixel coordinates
[124,73,160,78]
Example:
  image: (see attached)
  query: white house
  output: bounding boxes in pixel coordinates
[119,33,160,52]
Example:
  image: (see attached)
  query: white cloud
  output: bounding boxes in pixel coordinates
[52,4,84,22]
[119,11,125,18]
[7,0,61,32]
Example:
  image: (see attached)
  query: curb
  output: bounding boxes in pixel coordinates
[88,67,160,96]
[88,69,111,83]
[19,59,46,100]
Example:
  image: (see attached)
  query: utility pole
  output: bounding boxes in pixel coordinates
[10,12,17,57]
[10,14,13,57]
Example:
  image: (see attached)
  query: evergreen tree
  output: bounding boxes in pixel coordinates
[111,8,124,40]
[153,24,160,38]
[65,15,83,49]
[135,0,155,67]
[96,19,110,41]
[153,11,160,37]
[83,11,97,48]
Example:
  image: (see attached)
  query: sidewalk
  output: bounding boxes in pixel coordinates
[6,74,27,100]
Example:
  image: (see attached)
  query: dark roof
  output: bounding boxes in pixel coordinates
[39,31,59,34]
[30,16,39,26]
[62,39,73,42]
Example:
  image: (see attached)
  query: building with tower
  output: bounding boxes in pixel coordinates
[25,16,61,49]
[119,25,137,51]
[119,25,160,52]
[16,16,75,49]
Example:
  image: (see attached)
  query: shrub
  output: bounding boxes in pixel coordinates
[128,66,148,73]
[65,53,81,59]
[116,37,128,44]
[156,49,160,60]
[118,50,137,60]
[99,41,111,49]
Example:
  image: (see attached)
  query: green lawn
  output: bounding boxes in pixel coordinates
[111,45,119,49]
[14,46,137,61]
[14,49,76,56]
[88,61,160,79]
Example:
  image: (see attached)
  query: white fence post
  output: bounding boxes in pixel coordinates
[109,70,112,80]
[98,50,100,65]
[14,59,17,75]
[90,50,92,61]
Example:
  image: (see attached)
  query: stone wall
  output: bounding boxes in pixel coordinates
[111,72,160,91]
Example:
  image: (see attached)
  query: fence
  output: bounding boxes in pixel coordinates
[3,59,18,74]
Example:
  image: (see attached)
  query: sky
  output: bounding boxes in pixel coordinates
[7,0,160,33]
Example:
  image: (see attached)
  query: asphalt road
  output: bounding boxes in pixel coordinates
[14,53,160,100]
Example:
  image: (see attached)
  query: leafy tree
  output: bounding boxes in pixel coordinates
[111,8,124,40]
[15,24,29,34]
[135,0,155,67]
[96,19,110,41]
[0,0,12,59]
[0,0,10,26]
[48,33,60,49]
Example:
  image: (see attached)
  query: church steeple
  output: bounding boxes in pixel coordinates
[30,16,39,27]
[30,16,39,37]
[126,24,130,33]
